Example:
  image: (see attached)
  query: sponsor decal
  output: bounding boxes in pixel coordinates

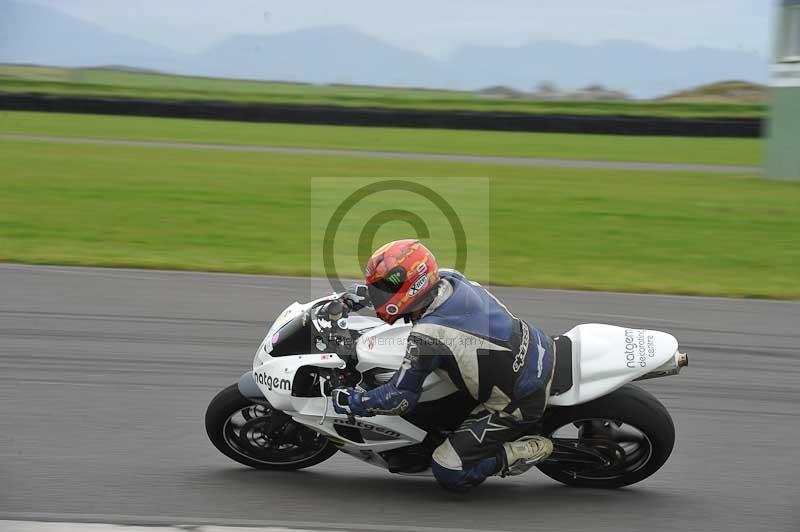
[358,398,410,415]
[367,337,375,350]
[455,413,507,443]
[624,328,656,369]
[255,372,292,392]
[397,339,419,382]
[333,419,402,438]
[406,274,429,297]
[385,303,399,315]
[386,272,403,286]
[416,262,427,274]
[512,324,530,373]
[405,339,420,362]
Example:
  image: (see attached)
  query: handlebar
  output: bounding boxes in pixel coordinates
[319,299,347,323]
[314,297,357,360]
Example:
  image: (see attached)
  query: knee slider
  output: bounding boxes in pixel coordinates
[432,439,463,470]
[431,440,469,491]
[431,461,471,492]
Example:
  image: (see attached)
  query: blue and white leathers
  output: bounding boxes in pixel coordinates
[339,270,555,491]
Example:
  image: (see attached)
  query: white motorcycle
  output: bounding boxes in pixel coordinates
[206,292,688,488]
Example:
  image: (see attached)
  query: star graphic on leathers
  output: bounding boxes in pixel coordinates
[455,413,507,443]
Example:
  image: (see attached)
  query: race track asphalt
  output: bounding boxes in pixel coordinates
[0,264,797,532]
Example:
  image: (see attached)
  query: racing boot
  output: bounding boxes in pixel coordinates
[501,435,554,476]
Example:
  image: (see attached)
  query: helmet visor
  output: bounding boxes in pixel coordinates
[367,267,406,311]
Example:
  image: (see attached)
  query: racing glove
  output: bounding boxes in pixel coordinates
[332,387,352,415]
[332,387,374,417]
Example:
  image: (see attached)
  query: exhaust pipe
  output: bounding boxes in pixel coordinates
[634,350,688,382]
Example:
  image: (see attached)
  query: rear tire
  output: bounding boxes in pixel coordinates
[537,384,675,488]
[205,383,337,470]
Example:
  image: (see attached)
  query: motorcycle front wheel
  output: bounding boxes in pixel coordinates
[537,384,675,488]
[205,383,338,470]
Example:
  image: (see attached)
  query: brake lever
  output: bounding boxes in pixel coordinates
[327,368,357,424]
[319,375,329,425]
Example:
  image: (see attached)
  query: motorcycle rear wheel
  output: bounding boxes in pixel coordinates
[537,384,675,488]
[205,383,338,470]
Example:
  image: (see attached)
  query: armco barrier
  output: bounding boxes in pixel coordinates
[0,92,763,138]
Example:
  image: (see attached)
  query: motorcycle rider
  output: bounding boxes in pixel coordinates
[332,239,555,492]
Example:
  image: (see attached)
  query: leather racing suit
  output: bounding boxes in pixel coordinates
[339,270,556,491]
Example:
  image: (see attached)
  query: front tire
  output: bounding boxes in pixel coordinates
[205,383,337,470]
[537,384,675,488]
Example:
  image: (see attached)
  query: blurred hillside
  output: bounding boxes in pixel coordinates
[0,64,767,118]
[658,80,766,104]
[0,0,768,98]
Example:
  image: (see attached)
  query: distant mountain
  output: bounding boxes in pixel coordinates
[0,0,178,70]
[0,0,769,98]
[186,27,444,87]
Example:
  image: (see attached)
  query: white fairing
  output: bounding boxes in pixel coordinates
[549,324,679,406]
[253,301,306,367]
[253,351,428,463]
[249,302,448,467]
[247,298,682,471]
[251,315,457,457]
[355,322,459,401]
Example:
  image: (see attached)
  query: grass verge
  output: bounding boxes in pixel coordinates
[0,138,796,298]
[0,111,763,166]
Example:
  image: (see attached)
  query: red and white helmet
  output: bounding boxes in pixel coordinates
[364,239,440,324]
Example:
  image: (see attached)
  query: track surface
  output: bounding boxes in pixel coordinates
[0,264,797,532]
[0,134,762,174]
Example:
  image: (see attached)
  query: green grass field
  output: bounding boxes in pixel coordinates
[0,64,766,118]
[1,136,796,299]
[0,111,763,166]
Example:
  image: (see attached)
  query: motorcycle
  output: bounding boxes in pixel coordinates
[206,291,688,488]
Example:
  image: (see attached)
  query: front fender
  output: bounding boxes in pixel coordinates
[238,371,263,399]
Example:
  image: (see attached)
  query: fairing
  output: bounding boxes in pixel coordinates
[246,298,684,471]
[549,324,680,406]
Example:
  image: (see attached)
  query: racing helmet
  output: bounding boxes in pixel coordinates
[364,239,440,324]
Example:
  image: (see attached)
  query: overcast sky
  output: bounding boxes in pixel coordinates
[20,0,776,58]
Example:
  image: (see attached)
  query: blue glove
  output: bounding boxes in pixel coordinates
[332,387,354,415]
[332,387,373,417]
